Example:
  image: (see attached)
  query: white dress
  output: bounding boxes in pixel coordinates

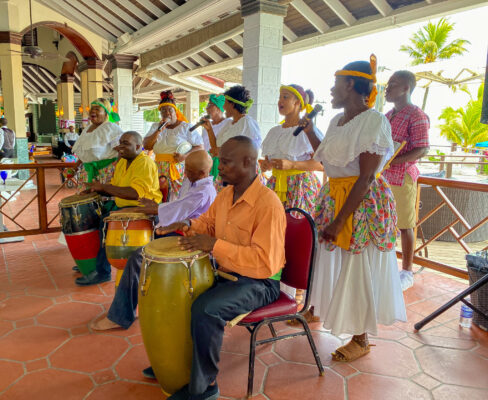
[202,118,232,151]
[216,115,262,148]
[311,109,406,336]
[72,122,123,162]
[145,121,203,154]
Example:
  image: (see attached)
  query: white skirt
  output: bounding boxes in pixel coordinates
[310,243,406,336]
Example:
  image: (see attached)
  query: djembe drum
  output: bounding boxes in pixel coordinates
[59,193,102,276]
[138,236,215,395]
[104,212,154,286]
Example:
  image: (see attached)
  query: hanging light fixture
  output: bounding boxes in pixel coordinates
[79,105,84,114]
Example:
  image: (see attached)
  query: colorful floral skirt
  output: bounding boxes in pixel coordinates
[77,160,117,190]
[314,175,397,254]
[156,160,185,198]
[266,171,321,216]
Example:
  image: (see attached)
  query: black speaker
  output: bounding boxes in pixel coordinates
[481,48,488,125]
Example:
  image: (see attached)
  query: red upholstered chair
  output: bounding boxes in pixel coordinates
[238,208,324,398]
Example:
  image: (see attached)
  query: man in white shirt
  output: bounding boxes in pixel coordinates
[0,118,16,159]
[64,125,79,150]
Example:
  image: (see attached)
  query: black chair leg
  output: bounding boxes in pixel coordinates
[247,324,262,399]
[268,322,277,338]
[297,315,325,376]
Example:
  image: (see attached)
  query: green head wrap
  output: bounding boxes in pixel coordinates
[209,94,225,112]
[91,101,121,123]
[224,95,254,112]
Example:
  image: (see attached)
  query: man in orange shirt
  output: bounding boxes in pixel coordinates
[159,136,286,400]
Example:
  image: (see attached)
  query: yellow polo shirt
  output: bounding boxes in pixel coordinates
[111,152,162,208]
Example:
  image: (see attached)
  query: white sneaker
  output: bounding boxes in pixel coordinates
[400,270,414,291]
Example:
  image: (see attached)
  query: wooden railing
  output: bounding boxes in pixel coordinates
[0,162,77,238]
[402,176,488,280]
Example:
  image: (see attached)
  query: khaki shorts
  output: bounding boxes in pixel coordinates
[390,174,417,229]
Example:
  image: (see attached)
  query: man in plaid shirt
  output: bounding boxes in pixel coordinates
[383,70,430,291]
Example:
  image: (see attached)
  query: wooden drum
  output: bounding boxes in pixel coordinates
[139,236,215,395]
[59,193,102,276]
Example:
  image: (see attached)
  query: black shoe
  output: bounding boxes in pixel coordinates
[142,366,156,379]
[189,384,219,400]
[75,271,111,286]
[168,385,189,400]
[72,265,80,272]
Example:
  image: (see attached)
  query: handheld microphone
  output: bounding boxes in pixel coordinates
[156,118,170,131]
[189,115,210,132]
[293,104,323,136]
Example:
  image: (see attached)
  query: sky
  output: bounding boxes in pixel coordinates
[280,4,488,145]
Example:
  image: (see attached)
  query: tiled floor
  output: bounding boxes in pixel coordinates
[0,234,487,400]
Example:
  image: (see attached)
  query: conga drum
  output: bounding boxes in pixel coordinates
[103,212,154,286]
[59,193,102,276]
[139,236,215,395]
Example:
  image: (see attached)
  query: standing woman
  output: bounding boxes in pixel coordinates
[302,56,406,362]
[205,85,261,189]
[144,91,204,198]
[72,98,123,187]
[200,94,231,180]
[260,84,323,215]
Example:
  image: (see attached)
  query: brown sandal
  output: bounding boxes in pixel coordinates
[332,338,374,362]
[287,309,320,326]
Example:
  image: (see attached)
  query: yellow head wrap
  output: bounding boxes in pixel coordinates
[158,102,189,123]
[280,85,314,114]
[335,54,378,108]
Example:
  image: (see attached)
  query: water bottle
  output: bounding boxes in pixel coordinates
[459,304,473,328]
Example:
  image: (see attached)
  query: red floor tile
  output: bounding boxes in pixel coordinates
[0,360,24,391]
[85,381,163,400]
[432,384,488,400]
[0,295,53,320]
[49,334,129,373]
[114,344,152,383]
[37,301,103,328]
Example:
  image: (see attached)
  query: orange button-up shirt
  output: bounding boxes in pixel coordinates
[189,177,286,279]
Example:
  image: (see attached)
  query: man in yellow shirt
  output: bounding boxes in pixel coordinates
[76,131,162,286]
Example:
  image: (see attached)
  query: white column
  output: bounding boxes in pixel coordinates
[110,55,138,132]
[185,90,200,124]
[241,0,287,138]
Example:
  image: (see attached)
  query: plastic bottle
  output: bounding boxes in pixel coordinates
[459,304,473,328]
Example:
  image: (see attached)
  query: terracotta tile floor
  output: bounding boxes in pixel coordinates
[1,235,487,400]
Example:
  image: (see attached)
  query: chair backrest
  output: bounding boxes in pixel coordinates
[281,208,317,294]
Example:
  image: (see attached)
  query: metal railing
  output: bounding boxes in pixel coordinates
[0,162,77,238]
[403,176,488,279]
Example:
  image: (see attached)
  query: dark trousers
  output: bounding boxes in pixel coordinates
[189,275,280,394]
[107,247,143,328]
[95,203,119,279]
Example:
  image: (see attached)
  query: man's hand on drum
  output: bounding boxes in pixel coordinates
[137,198,159,215]
[155,221,190,236]
[178,234,217,253]
[83,181,104,194]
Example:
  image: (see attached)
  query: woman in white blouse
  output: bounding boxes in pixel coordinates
[72,98,123,187]
[301,56,406,362]
[205,85,261,189]
[143,91,203,198]
[260,85,323,215]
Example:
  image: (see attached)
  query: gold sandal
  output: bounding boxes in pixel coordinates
[332,338,374,362]
[287,309,320,326]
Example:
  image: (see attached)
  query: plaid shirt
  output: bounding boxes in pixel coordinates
[383,104,430,186]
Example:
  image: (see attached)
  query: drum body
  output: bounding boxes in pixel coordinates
[59,193,102,275]
[139,237,215,395]
[104,212,153,270]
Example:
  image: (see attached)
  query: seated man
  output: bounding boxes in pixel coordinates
[159,136,286,400]
[76,131,162,286]
[90,150,216,330]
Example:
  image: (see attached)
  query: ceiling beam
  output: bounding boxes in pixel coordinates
[215,42,238,58]
[322,0,356,26]
[191,53,210,67]
[115,0,241,54]
[169,62,186,73]
[291,0,329,33]
[25,66,55,93]
[179,58,199,70]
[203,48,224,63]
[369,0,393,16]
[116,0,155,25]
[135,0,165,17]
[133,82,172,95]
[82,0,141,32]
[159,0,179,10]
[23,67,52,93]
[283,24,297,42]
[231,35,243,48]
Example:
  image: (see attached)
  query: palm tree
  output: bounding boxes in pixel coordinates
[400,18,470,110]
[438,84,488,149]
[400,18,470,65]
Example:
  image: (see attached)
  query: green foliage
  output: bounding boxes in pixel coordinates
[143,108,160,122]
[400,18,470,65]
[438,84,488,149]
[428,150,445,163]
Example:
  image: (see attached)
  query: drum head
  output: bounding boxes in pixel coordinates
[104,211,151,222]
[144,236,205,261]
[175,141,192,155]
[60,192,100,207]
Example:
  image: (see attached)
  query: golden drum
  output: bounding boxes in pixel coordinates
[138,236,214,395]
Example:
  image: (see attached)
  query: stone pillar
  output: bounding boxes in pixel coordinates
[59,74,75,132]
[79,58,104,124]
[109,54,138,132]
[185,90,200,124]
[241,0,287,137]
[56,80,63,130]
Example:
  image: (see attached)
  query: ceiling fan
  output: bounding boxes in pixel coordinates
[0,0,68,61]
